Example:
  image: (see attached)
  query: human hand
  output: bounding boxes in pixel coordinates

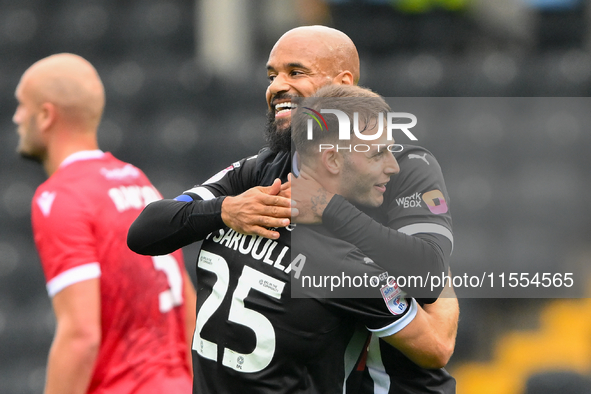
[221,178,291,239]
[290,170,334,224]
[278,175,291,200]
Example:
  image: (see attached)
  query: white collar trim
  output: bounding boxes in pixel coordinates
[60,150,105,168]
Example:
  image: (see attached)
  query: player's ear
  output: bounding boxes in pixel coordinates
[332,71,354,86]
[321,148,341,175]
[37,102,57,132]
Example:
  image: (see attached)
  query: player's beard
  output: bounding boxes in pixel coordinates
[16,118,45,164]
[18,150,43,164]
[265,109,292,153]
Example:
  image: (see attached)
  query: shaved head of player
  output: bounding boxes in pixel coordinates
[14,53,104,176]
[13,54,195,394]
[265,25,360,153]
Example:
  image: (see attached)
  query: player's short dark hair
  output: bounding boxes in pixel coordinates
[292,84,391,158]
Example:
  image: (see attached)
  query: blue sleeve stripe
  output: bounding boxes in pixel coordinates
[174,194,194,202]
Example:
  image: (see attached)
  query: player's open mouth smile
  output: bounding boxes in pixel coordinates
[274,101,297,118]
[375,182,388,193]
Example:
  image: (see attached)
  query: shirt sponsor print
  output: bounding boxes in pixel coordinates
[99,164,141,180]
[422,189,448,215]
[395,192,422,209]
[395,189,448,215]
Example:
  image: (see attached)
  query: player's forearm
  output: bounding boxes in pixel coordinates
[421,286,459,349]
[323,195,446,298]
[127,197,225,256]
[44,330,99,394]
[383,304,454,369]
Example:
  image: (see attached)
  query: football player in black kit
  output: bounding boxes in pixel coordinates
[128,26,458,394]
[291,84,457,394]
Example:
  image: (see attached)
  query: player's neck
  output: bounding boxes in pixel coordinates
[45,129,99,177]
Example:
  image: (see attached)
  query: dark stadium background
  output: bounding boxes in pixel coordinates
[1,1,591,393]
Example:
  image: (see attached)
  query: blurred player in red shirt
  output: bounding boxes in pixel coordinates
[13,53,196,394]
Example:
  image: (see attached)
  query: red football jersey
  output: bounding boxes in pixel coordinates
[31,150,191,393]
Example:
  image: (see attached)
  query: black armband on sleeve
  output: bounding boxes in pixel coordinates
[323,195,446,300]
[127,196,225,256]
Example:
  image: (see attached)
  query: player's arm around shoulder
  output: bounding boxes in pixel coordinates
[45,278,101,394]
[128,156,258,255]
